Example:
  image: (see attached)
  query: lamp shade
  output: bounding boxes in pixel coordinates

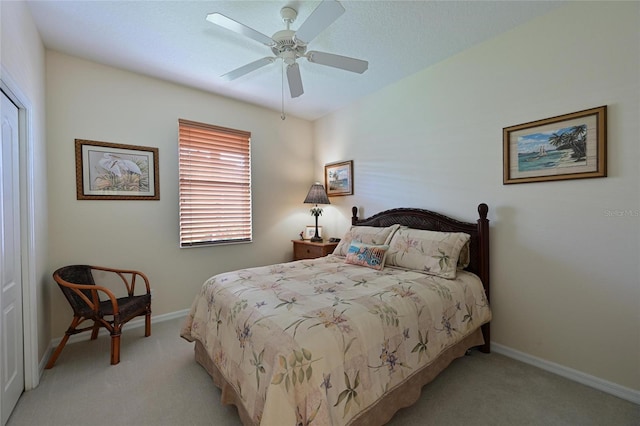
[303,183,330,205]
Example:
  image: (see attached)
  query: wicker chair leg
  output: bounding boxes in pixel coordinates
[46,316,81,369]
[90,321,100,340]
[45,334,71,369]
[145,312,151,337]
[110,333,121,365]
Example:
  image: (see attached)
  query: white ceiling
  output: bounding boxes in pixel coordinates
[27,0,564,121]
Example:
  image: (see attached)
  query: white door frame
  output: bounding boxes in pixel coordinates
[1,68,40,392]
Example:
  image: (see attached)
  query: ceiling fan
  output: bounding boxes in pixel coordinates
[206,0,368,99]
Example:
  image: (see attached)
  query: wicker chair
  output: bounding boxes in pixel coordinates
[46,265,152,368]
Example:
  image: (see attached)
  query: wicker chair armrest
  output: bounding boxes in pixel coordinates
[58,281,119,315]
[89,266,151,297]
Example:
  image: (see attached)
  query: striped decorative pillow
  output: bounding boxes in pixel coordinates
[344,242,390,271]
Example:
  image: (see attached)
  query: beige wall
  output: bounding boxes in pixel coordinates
[314,2,639,392]
[1,1,50,365]
[45,51,315,337]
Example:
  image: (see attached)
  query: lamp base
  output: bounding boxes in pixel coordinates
[310,210,323,243]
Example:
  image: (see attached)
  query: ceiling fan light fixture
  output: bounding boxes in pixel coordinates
[281,50,297,66]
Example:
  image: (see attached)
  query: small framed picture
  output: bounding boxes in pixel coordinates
[325,160,353,196]
[304,226,322,240]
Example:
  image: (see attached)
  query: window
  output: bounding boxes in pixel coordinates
[178,119,251,247]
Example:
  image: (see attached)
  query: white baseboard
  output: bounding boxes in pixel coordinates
[42,309,190,375]
[492,342,640,405]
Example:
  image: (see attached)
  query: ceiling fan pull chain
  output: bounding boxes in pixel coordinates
[281,60,286,120]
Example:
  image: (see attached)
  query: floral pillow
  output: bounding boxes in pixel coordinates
[385,228,470,279]
[334,224,399,257]
[345,242,390,270]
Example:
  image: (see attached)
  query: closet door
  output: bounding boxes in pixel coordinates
[1,90,24,426]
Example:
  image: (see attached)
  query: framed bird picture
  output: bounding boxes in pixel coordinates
[75,139,159,200]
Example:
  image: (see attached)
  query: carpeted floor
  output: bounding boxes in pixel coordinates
[7,317,639,426]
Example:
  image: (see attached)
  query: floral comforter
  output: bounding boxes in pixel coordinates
[181,255,491,425]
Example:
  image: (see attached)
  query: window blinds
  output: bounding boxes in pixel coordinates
[178,119,252,247]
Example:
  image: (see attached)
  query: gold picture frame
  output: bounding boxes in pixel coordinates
[325,160,353,196]
[75,139,160,200]
[503,106,606,184]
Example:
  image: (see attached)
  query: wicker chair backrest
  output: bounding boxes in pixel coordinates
[55,265,96,314]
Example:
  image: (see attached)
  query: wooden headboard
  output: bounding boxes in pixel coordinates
[351,204,491,352]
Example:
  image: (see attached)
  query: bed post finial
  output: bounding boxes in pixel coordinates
[351,206,358,225]
[478,203,488,219]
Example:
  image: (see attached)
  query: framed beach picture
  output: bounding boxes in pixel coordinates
[503,106,606,184]
[75,139,160,200]
[325,160,353,196]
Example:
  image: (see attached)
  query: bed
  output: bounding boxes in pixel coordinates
[181,204,491,425]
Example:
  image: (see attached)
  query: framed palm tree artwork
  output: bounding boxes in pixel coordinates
[75,139,160,200]
[503,106,606,184]
[325,160,353,196]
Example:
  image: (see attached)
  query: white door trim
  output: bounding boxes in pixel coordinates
[1,68,39,391]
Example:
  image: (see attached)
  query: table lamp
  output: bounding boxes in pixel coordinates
[303,182,330,242]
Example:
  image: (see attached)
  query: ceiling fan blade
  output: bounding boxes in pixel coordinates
[306,51,368,74]
[294,0,345,45]
[206,13,275,47]
[286,63,304,98]
[222,57,275,81]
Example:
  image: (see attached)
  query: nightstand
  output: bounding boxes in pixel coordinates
[292,240,339,260]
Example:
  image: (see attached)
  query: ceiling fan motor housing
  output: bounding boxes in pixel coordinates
[271,29,306,64]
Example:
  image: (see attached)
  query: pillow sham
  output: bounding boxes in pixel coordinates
[457,241,471,269]
[385,228,470,279]
[345,242,390,271]
[333,224,400,257]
